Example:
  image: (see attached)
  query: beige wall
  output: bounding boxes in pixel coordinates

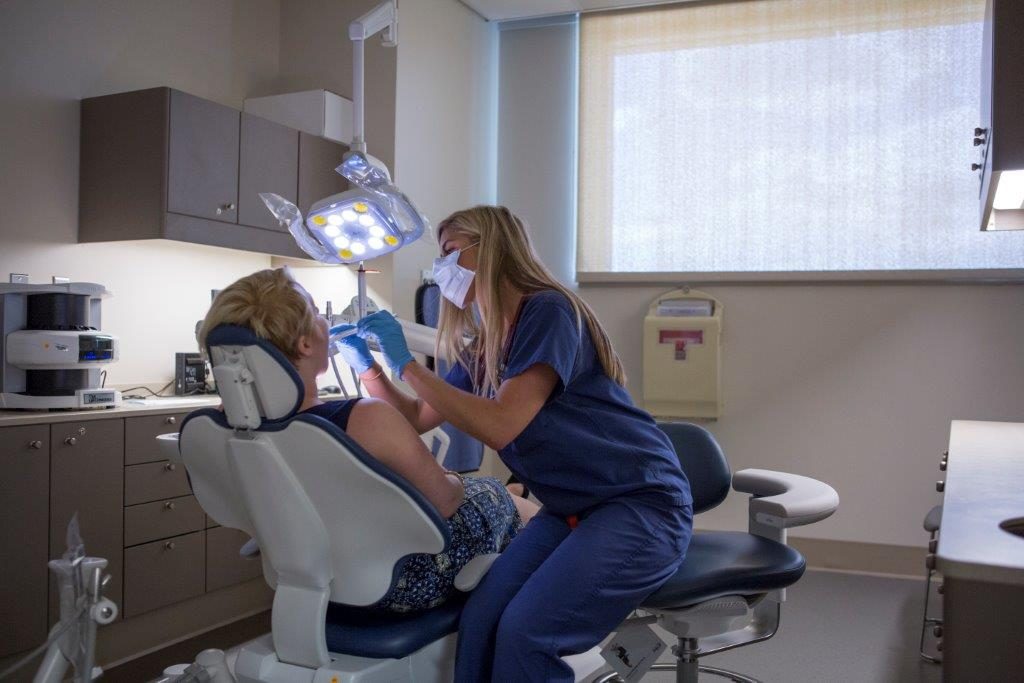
[582,282,1024,547]
[0,0,281,386]
[0,0,399,388]
[392,0,497,320]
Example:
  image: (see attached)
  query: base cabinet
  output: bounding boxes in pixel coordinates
[0,426,49,658]
[0,410,266,667]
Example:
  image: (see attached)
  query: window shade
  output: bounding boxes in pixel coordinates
[577,0,1023,277]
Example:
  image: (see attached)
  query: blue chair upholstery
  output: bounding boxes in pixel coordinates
[642,423,806,611]
[642,532,805,610]
[324,593,468,659]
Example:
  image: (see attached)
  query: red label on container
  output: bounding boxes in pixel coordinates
[659,330,703,346]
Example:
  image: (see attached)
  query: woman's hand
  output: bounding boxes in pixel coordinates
[330,324,375,374]
[357,311,414,378]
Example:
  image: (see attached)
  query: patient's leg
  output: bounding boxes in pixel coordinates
[511,493,540,524]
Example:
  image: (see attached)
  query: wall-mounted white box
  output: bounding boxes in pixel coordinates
[243,90,353,145]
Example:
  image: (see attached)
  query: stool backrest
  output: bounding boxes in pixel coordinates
[657,422,732,514]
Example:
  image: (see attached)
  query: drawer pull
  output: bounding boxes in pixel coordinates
[28,440,43,450]
[165,541,176,550]
[64,437,77,446]
[165,463,177,472]
[164,501,176,511]
[165,416,177,425]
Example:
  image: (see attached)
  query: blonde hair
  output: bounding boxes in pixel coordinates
[436,206,626,396]
[198,268,317,361]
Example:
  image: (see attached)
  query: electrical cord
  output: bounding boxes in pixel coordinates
[120,379,175,399]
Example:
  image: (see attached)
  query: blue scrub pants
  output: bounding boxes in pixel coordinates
[454,497,692,682]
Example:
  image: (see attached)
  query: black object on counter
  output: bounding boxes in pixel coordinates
[26,293,92,331]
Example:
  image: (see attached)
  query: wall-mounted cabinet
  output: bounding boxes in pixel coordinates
[79,87,347,256]
[977,0,1024,231]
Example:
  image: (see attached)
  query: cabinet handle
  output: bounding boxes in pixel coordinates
[215,203,236,215]
[971,163,982,171]
[164,463,177,472]
[64,437,77,446]
[165,416,177,425]
[164,501,177,511]
[28,440,43,450]
[165,541,176,551]
[936,480,945,493]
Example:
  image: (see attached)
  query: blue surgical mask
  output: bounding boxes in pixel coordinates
[432,242,478,309]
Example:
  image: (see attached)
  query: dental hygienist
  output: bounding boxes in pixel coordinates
[336,205,693,682]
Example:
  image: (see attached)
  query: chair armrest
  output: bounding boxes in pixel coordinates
[454,553,500,592]
[733,468,839,529]
[156,432,182,464]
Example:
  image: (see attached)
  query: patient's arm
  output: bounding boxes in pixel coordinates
[345,398,465,518]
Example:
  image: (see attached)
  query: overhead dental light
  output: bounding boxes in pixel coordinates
[260,0,428,316]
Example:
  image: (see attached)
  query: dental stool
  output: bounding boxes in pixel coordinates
[596,422,839,683]
[160,325,601,683]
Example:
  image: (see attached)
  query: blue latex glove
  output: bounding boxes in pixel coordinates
[329,323,374,374]
[357,311,415,378]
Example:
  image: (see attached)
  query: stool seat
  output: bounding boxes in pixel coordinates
[923,505,943,533]
[641,531,806,611]
[325,592,468,659]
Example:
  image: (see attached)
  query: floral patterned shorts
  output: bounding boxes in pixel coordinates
[373,475,523,612]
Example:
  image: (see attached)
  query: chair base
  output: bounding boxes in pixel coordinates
[232,632,606,682]
[595,663,760,683]
[233,633,457,683]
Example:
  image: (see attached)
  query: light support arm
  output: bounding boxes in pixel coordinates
[348,1,397,154]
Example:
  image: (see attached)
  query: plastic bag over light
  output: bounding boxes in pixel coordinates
[260,151,428,265]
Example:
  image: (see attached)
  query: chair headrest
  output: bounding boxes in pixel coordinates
[206,324,303,429]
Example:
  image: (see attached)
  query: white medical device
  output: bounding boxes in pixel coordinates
[0,282,121,410]
[260,0,429,326]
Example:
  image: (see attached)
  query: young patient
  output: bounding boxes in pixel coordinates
[198,267,538,612]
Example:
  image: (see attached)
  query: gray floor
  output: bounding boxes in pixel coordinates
[631,569,943,683]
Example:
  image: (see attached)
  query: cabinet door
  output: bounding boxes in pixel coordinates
[123,530,205,618]
[206,526,262,592]
[124,412,190,465]
[0,426,49,658]
[239,113,299,232]
[168,89,240,224]
[49,420,124,624]
[298,132,348,216]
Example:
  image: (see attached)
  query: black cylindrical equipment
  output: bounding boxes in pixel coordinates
[26,293,91,331]
[26,370,90,396]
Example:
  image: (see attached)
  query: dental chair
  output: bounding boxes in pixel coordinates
[595,422,839,683]
[160,324,602,683]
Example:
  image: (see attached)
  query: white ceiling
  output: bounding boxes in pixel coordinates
[458,0,689,22]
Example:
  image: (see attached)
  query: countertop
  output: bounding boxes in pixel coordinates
[936,420,1024,585]
[0,395,223,427]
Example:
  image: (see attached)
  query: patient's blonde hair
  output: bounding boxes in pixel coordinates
[198,268,317,361]
[436,206,626,396]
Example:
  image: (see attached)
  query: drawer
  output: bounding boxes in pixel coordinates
[206,526,263,592]
[123,530,205,618]
[124,460,191,505]
[124,495,205,547]
[125,412,191,465]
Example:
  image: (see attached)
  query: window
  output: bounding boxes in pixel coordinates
[577,0,1024,280]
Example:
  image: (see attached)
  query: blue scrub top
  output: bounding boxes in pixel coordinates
[445,290,692,517]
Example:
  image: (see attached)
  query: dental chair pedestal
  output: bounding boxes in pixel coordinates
[169,325,602,683]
